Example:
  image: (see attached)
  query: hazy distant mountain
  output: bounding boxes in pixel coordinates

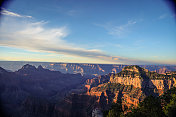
[0,64,87,117]
[0,61,176,76]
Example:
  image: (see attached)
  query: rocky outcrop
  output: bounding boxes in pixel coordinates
[85,73,112,95]
[87,83,146,111]
[86,65,176,112]
[109,66,176,94]
[86,73,112,86]
[110,76,142,88]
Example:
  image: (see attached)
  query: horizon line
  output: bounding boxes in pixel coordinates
[0,60,175,66]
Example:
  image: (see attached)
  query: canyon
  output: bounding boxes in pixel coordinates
[0,61,176,76]
[0,63,176,117]
[0,64,87,117]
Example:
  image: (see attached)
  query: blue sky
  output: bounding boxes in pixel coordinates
[0,0,175,64]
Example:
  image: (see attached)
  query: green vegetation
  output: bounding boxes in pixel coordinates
[125,96,164,117]
[116,70,140,78]
[104,87,176,117]
[106,103,123,117]
[161,87,176,117]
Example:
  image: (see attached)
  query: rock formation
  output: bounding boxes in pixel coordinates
[85,65,176,112]
[109,65,176,94]
[0,64,87,117]
[0,64,176,116]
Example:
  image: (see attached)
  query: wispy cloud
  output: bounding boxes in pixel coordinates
[96,20,137,38]
[0,13,155,64]
[0,8,32,18]
[109,20,136,37]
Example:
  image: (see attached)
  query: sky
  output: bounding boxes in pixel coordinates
[0,0,175,65]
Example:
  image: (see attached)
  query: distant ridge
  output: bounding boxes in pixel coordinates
[0,61,176,76]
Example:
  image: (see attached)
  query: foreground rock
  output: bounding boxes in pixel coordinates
[85,65,176,112]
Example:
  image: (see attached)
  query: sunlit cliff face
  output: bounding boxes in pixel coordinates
[85,65,176,111]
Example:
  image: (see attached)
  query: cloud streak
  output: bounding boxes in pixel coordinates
[109,20,136,37]
[1,8,32,18]
[96,20,137,37]
[0,14,155,64]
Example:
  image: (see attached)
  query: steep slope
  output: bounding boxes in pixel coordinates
[85,65,176,112]
[110,65,176,95]
[0,64,87,117]
[0,64,176,117]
